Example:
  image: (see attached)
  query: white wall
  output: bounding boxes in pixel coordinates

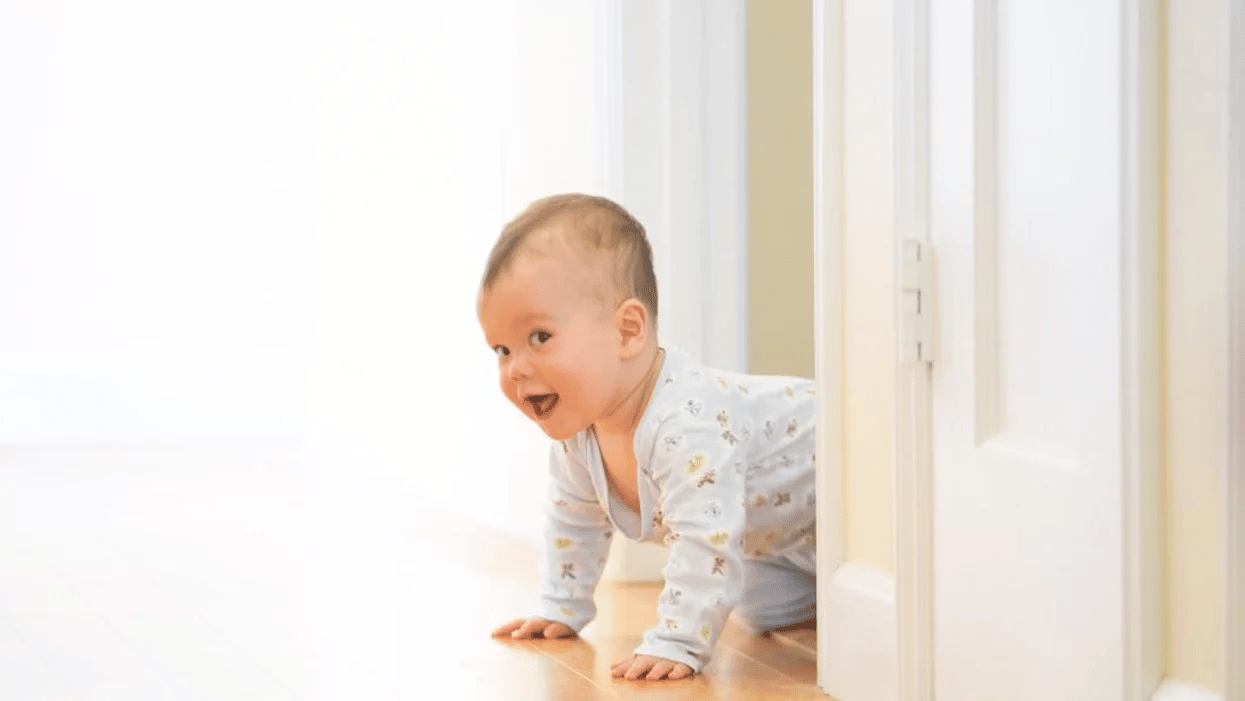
[0,0,317,441]
[502,0,612,214]
[0,0,560,544]
[0,0,749,562]
[488,0,624,546]
[499,0,750,569]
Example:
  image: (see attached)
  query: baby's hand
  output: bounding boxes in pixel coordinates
[611,653,695,681]
[492,617,576,640]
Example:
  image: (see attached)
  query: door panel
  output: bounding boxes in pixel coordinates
[928,1,1128,699]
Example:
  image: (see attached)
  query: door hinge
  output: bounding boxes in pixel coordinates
[901,238,936,364]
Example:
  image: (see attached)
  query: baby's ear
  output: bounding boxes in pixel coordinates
[615,298,650,357]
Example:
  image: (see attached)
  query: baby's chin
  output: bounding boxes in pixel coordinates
[539,424,582,442]
[535,417,591,442]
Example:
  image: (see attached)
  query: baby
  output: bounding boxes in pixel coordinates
[478,194,817,681]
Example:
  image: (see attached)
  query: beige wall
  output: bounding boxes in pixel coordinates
[746,0,815,380]
[1164,0,1228,690]
[747,0,895,575]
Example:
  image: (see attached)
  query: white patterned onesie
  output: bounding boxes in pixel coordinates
[533,347,817,673]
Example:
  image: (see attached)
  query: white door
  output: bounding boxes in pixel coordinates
[912,1,1158,699]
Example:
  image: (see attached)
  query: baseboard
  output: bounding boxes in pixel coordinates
[1152,679,1226,701]
[818,562,898,701]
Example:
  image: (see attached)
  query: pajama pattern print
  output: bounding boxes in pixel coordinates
[532,347,818,673]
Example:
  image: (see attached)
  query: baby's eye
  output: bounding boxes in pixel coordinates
[494,346,509,358]
[530,331,552,345]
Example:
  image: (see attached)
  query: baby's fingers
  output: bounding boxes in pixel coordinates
[498,618,576,640]
[623,657,657,680]
[646,660,676,680]
[611,654,694,681]
[542,622,576,639]
[510,619,548,639]
[492,619,527,637]
[611,655,636,676]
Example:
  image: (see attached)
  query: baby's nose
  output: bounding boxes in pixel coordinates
[507,354,533,381]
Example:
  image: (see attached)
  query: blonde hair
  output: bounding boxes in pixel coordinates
[481,193,659,327]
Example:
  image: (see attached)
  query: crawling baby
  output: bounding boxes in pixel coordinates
[479,193,817,680]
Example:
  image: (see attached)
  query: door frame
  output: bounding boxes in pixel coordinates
[891,0,934,695]
[813,0,897,698]
[811,0,848,691]
[1120,0,1166,696]
[1226,0,1245,697]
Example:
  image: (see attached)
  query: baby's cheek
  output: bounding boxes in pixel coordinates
[500,380,521,405]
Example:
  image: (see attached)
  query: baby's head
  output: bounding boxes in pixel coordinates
[477,194,660,440]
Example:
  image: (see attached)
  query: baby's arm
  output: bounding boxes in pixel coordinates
[629,419,748,674]
[503,443,615,635]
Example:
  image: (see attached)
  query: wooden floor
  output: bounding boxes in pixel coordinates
[0,442,832,700]
[482,586,823,700]
[459,525,825,700]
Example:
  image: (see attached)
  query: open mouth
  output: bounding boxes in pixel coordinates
[526,393,559,419]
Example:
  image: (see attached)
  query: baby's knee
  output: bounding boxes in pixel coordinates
[734,587,816,632]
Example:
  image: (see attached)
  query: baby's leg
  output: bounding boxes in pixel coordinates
[770,617,817,632]
[732,554,816,633]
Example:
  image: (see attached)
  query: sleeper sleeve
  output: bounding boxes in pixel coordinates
[534,443,615,632]
[632,418,748,673]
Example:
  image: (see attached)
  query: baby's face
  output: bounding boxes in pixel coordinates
[478,251,624,441]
